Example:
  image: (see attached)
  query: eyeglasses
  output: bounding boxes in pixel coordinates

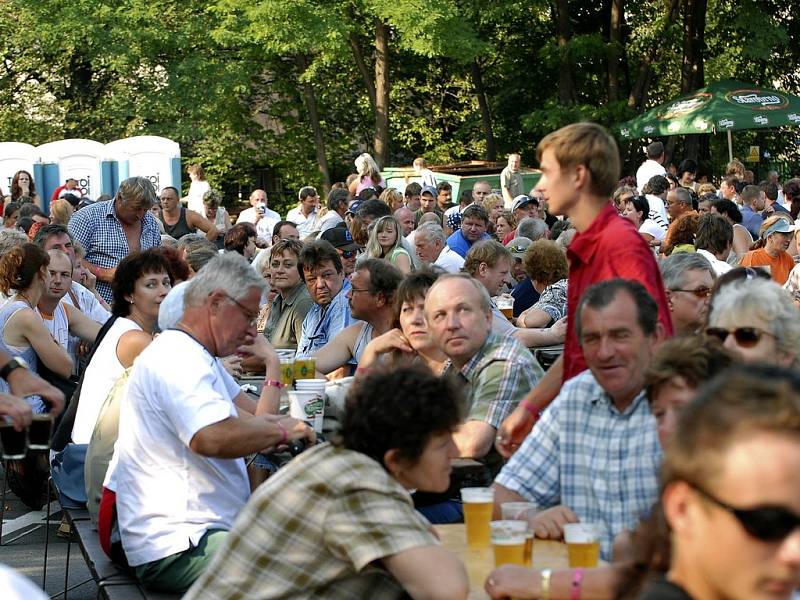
[349,287,372,294]
[223,293,259,327]
[705,326,775,347]
[692,484,800,542]
[670,286,712,299]
[340,249,357,259]
[508,244,528,254]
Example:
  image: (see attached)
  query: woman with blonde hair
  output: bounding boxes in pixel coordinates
[495,210,516,241]
[379,188,404,212]
[483,193,504,225]
[49,199,74,226]
[364,215,412,273]
[739,214,796,284]
[348,153,385,196]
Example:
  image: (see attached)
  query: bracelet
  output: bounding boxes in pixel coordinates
[276,420,288,444]
[541,569,552,600]
[264,379,284,389]
[571,568,584,600]
[521,398,539,419]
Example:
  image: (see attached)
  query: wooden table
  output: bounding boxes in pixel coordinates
[436,524,570,599]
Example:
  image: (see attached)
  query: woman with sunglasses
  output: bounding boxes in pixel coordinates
[706,277,799,368]
[628,365,800,600]
[739,214,796,284]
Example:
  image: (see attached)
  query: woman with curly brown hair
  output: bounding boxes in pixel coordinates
[0,243,73,413]
[661,212,700,256]
[517,240,569,329]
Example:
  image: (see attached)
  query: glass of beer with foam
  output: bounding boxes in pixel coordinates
[501,502,536,565]
[491,520,528,567]
[461,487,494,547]
[564,522,601,568]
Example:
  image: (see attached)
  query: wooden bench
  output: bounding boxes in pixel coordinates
[71,519,178,600]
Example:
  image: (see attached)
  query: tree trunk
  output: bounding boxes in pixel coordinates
[349,32,377,113]
[681,0,707,161]
[374,19,390,167]
[628,0,682,110]
[553,0,576,105]
[608,0,623,102]
[471,59,496,161]
[295,55,331,191]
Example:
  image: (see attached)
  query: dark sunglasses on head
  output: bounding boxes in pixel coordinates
[670,286,712,299]
[692,484,800,542]
[705,326,774,348]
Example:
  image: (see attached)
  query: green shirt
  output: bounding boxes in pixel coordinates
[264,283,314,350]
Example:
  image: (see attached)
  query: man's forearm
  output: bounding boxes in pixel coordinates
[83,260,116,284]
[522,355,563,413]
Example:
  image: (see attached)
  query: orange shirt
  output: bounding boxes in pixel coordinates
[739,248,796,284]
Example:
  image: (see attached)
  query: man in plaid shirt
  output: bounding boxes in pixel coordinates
[494,279,666,559]
[425,273,543,476]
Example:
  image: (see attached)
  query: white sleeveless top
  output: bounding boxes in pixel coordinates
[71,317,140,444]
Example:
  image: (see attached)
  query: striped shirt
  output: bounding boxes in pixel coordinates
[495,369,661,559]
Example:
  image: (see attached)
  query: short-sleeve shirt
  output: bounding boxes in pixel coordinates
[433,246,465,273]
[68,200,162,302]
[495,369,661,559]
[500,167,524,204]
[446,229,491,258]
[511,278,540,317]
[564,203,673,382]
[296,280,356,358]
[739,248,795,285]
[265,283,314,350]
[183,443,438,600]
[530,279,568,324]
[115,329,249,567]
[739,205,764,240]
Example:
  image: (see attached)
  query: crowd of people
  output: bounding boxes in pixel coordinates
[0,122,799,600]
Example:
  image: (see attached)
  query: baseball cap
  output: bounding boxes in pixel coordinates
[320,224,360,251]
[507,237,532,259]
[512,195,533,212]
[762,219,795,238]
[420,185,437,197]
[346,199,363,216]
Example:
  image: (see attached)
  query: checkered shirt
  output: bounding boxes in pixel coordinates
[68,200,162,302]
[296,279,355,358]
[495,369,661,559]
[457,332,543,428]
[183,443,438,600]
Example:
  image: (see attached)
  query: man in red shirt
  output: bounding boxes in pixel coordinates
[496,122,673,458]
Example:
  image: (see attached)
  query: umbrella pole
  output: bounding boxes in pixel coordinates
[727,130,733,163]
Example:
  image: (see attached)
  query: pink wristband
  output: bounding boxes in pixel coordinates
[264,379,284,389]
[276,420,288,444]
[521,399,539,419]
[571,568,584,600]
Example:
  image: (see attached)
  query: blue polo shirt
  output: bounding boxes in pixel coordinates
[446,230,491,258]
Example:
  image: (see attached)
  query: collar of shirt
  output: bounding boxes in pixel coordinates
[590,385,648,418]
[458,332,505,380]
[567,202,618,266]
[278,282,309,308]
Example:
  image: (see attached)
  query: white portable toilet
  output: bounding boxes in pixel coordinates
[0,142,38,198]
[37,139,106,202]
[105,136,181,195]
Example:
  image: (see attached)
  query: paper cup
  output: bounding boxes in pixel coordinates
[288,390,325,433]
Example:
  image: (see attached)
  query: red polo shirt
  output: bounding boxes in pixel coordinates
[563,202,673,382]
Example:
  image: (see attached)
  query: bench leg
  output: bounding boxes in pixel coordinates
[0,459,7,545]
[63,535,71,600]
[43,477,52,589]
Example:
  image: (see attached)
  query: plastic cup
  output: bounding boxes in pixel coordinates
[500,502,536,565]
[0,417,27,460]
[293,358,316,381]
[564,522,601,568]
[461,487,494,548]
[279,358,294,388]
[491,520,528,567]
[288,390,325,433]
[27,413,53,450]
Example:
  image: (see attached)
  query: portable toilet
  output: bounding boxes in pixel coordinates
[105,136,181,195]
[36,139,107,208]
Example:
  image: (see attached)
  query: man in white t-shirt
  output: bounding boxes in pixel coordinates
[286,186,320,239]
[236,189,281,231]
[414,222,464,274]
[115,253,314,594]
[636,141,667,192]
[316,188,348,236]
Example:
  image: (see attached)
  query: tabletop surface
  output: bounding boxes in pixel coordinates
[436,524,570,599]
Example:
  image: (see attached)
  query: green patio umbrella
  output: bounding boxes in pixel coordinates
[616,79,800,161]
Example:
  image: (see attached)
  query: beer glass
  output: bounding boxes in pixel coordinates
[564,522,601,568]
[0,417,27,460]
[501,502,536,565]
[491,520,528,567]
[293,357,316,381]
[27,413,53,450]
[461,487,494,547]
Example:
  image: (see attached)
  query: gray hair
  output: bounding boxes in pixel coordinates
[0,229,28,254]
[184,252,266,308]
[160,234,178,248]
[709,279,800,366]
[416,222,446,245]
[516,218,549,242]
[117,176,157,209]
[672,187,693,206]
[426,272,492,313]
[659,253,715,290]
[555,228,576,252]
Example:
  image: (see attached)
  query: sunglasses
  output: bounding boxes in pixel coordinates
[670,286,712,299]
[692,484,800,542]
[340,249,357,259]
[705,326,774,348]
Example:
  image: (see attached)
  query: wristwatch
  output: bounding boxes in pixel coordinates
[0,357,30,380]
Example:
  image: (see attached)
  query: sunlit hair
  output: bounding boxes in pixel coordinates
[354,153,381,183]
[49,199,74,226]
[463,239,512,276]
[523,239,567,285]
[537,123,620,197]
[482,193,504,216]
[184,252,265,308]
[117,176,157,210]
[365,215,403,259]
[187,164,205,180]
[202,189,222,208]
[0,243,48,295]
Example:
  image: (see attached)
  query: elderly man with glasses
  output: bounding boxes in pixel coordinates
[660,253,716,335]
